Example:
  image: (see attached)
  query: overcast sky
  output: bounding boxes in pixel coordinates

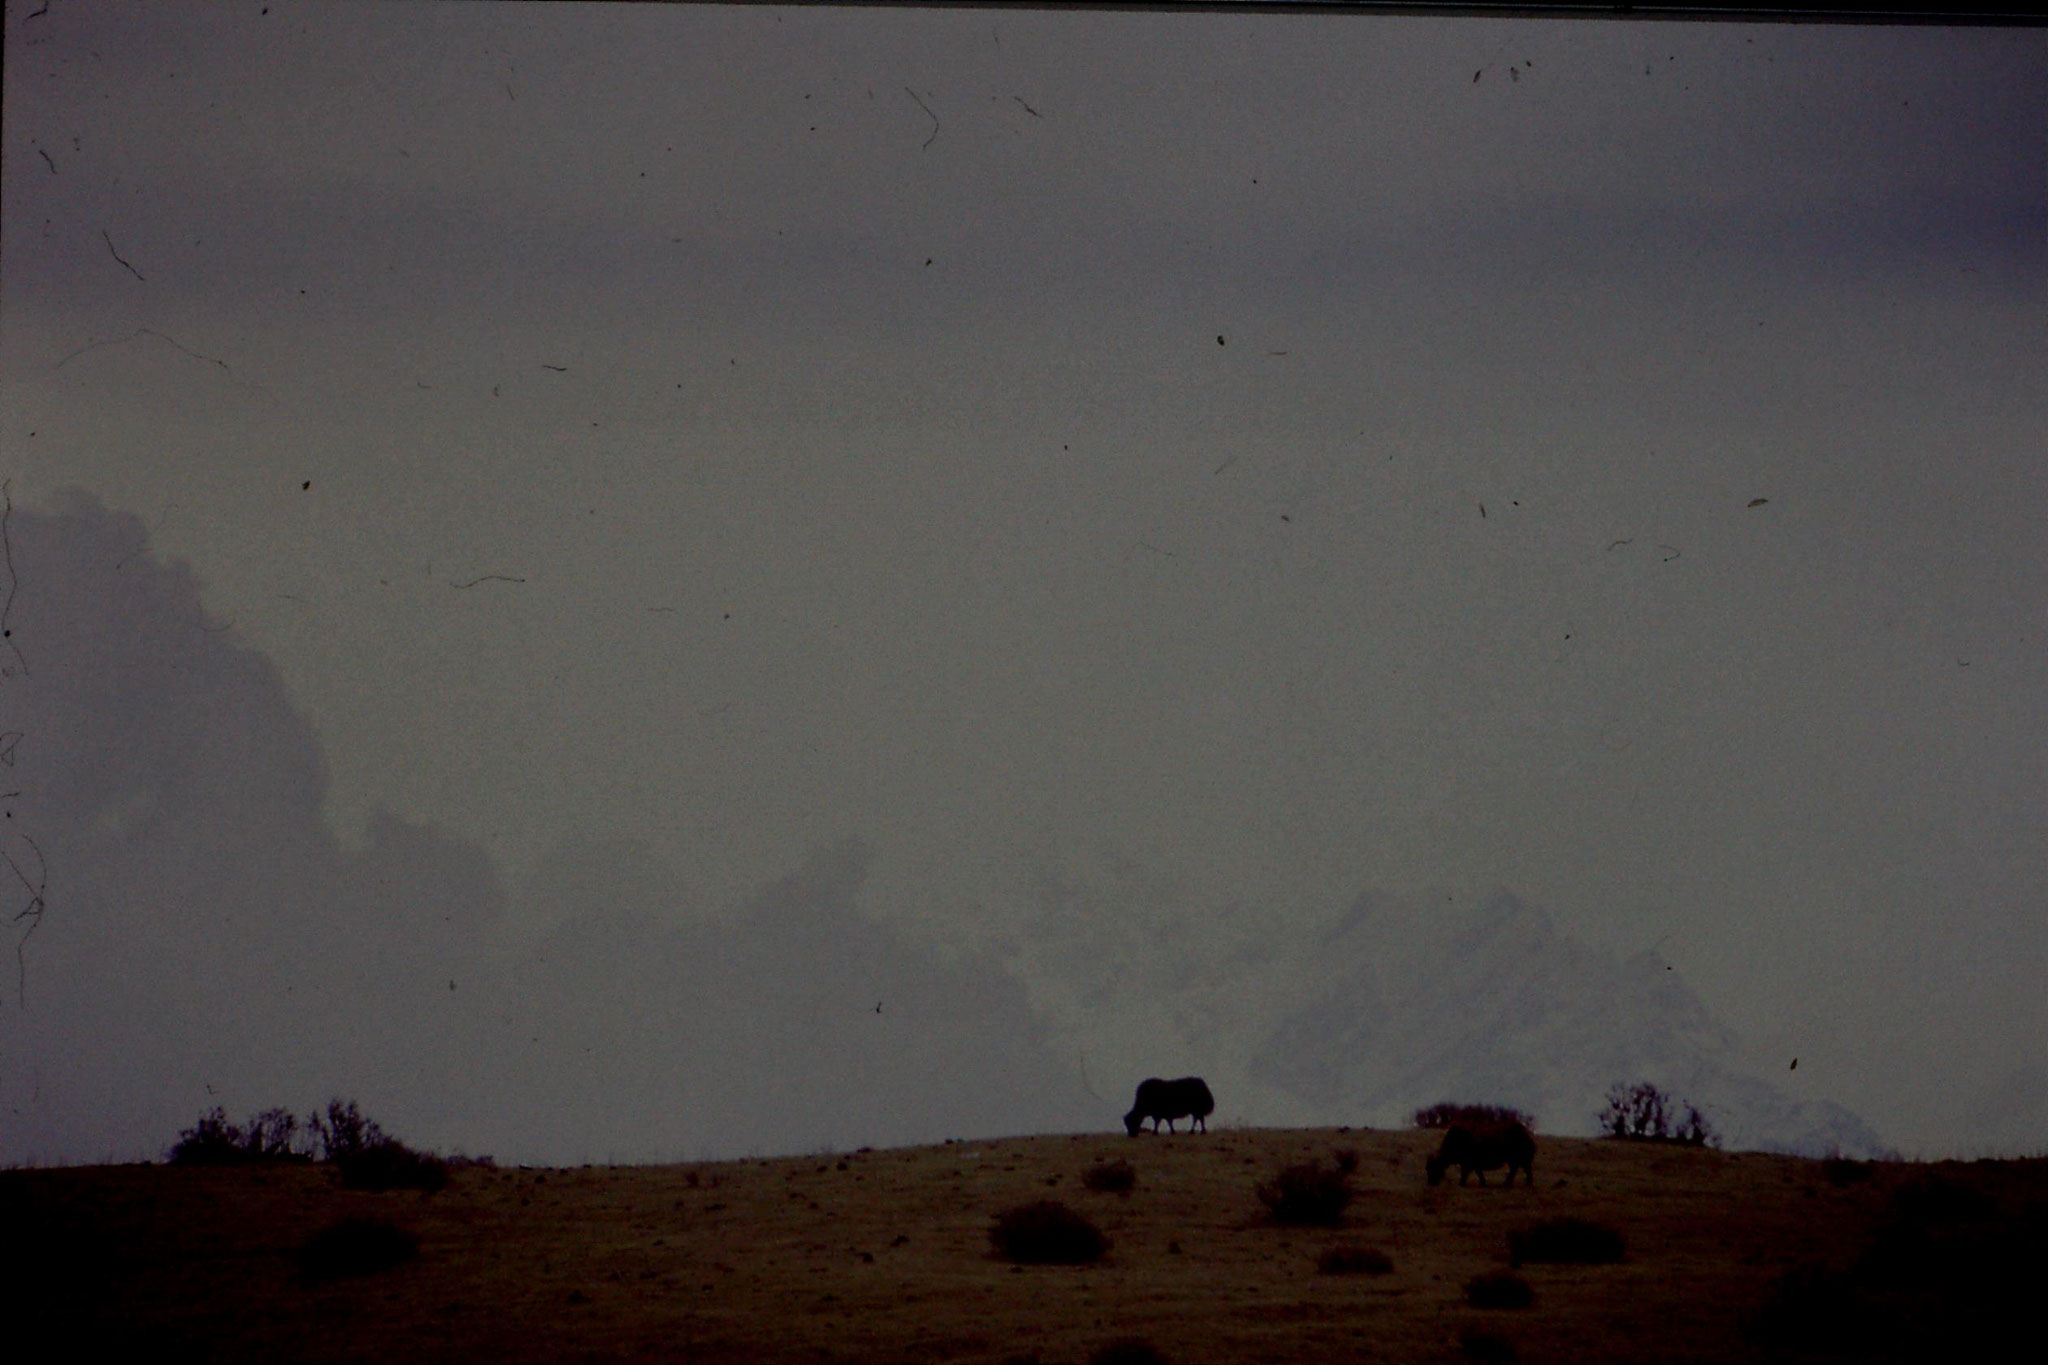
[3,1,2043,1163]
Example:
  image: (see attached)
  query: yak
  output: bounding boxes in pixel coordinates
[1124,1077,1214,1136]
[1426,1120,1536,1187]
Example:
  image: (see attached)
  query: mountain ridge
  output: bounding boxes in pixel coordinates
[976,842,1885,1157]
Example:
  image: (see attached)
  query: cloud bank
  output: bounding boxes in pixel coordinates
[0,493,1096,1165]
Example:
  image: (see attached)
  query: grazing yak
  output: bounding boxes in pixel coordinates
[1124,1077,1215,1136]
[1426,1120,1536,1187]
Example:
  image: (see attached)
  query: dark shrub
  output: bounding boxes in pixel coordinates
[1465,1271,1534,1310]
[1414,1102,1535,1131]
[1317,1244,1393,1275]
[245,1107,310,1160]
[336,1139,450,1193]
[172,1096,409,1168]
[1890,1174,1994,1226]
[1459,1326,1517,1361]
[1597,1082,1716,1147]
[168,1108,249,1166]
[1082,1158,1137,1194]
[1330,1147,1359,1175]
[1744,1265,1875,1352]
[1823,1156,1875,1187]
[989,1200,1110,1265]
[1088,1337,1169,1365]
[1507,1217,1625,1266]
[299,1217,419,1281]
[168,1106,314,1165]
[1256,1160,1352,1227]
[309,1098,387,1160]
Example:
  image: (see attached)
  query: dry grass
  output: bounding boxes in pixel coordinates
[6,1126,2044,1363]
[333,1140,450,1193]
[1460,1324,1519,1360]
[298,1217,419,1281]
[1315,1243,1393,1275]
[1085,1336,1170,1365]
[1466,1269,1535,1309]
[1506,1216,1626,1267]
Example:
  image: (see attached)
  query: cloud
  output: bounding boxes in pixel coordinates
[0,491,505,1160]
[489,836,1100,1163]
[0,492,1095,1165]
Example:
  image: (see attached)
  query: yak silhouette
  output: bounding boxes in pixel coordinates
[1426,1120,1536,1187]
[1124,1077,1214,1136]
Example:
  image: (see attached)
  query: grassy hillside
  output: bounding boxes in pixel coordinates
[7,1125,2043,1363]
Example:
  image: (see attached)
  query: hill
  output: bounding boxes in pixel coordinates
[9,1124,2042,1363]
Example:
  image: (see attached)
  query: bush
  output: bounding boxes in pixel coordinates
[1466,1271,1534,1309]
[1823,1156,1875,1187]
[1597,1082,1716,1147]
[1459,1326,1517,1361]
[299,1217,418,1281]
[1507,1217,1626,1266]
[1414,1102,1535,1131]
[989,1200,1110,1265]
[336,1140,450,1193]
[167,1106,314,1166]
[167,1108,251,1166]
[1317,1244,1393,1275]
[1743,1264,1875,1352]
[1082,1158,1137,1194]
[168,1096,416,1167]
[1087,1338,1169,1365]
[309,1098,387,1160]
[1256,1160,1352,1227]
[1330,1147,1359,1175]
[245,1107,309,1160]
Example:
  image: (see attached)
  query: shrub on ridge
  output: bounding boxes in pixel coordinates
[989,1200,1110,1265]
[1256,1160,1352,1227]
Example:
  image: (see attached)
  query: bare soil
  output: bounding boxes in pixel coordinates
[7,1125,2042,1363]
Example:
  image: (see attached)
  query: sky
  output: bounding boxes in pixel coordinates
[2,1,2043,1164]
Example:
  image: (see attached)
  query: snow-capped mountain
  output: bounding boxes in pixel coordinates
[973,839,1885,1158]
[1249,889,1885,1157]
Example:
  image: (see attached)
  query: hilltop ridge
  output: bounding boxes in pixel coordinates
[18,1122,2038,1363]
